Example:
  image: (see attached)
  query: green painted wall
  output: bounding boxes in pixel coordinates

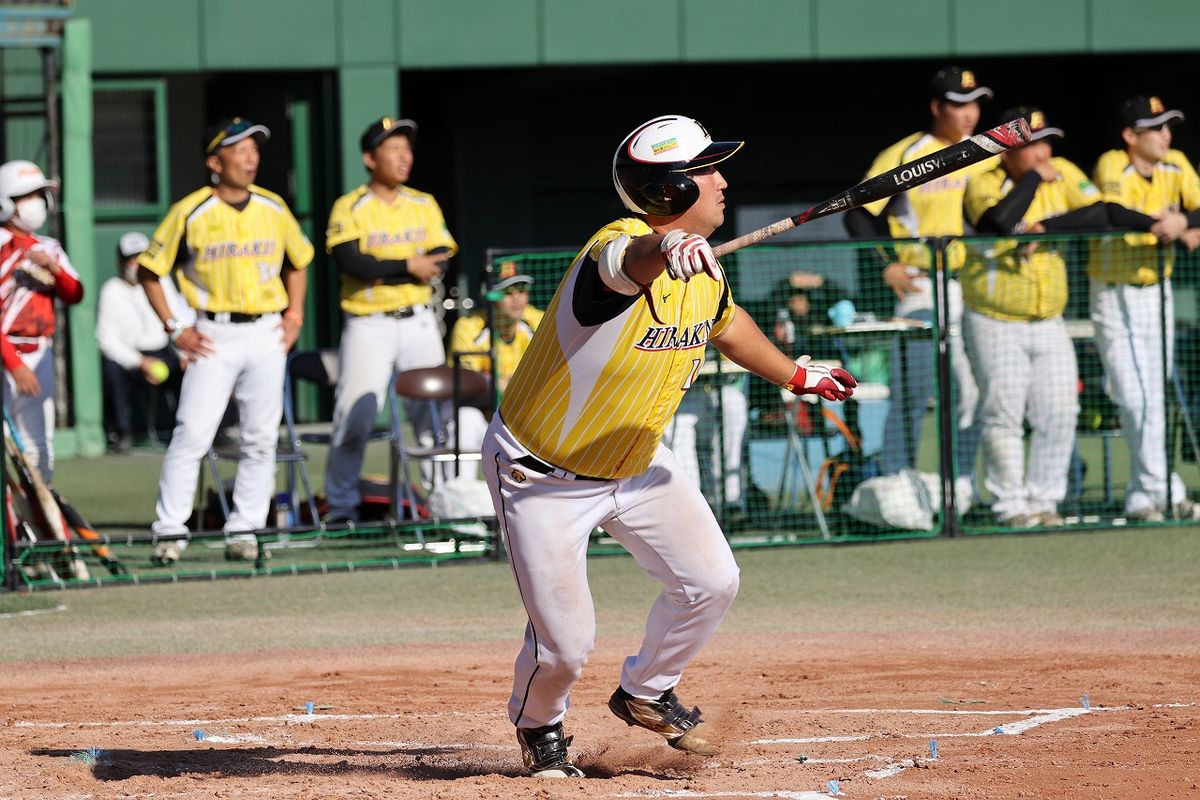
[71,0,1200,75]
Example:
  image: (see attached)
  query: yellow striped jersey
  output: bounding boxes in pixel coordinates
[448,305,544,386]
[500,218,737,479]
[139,186,313,313]
[961,157,1100,321]
[1087,148,1200,284]
[326,184,458,315]
[861,131,998,270]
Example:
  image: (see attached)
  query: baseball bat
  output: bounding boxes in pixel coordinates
[2,426,89,580]
[49,487,128,576]
[712,117,1033,257]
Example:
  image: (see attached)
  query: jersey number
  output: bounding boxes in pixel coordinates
[681,358,702,391]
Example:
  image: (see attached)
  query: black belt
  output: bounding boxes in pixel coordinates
[515,455,608,482]
[202,310,266,323]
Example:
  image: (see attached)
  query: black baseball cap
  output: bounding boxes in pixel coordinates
[1000,106,1064,142]
[1120,95,1185,130]
[930,66,993,103]
[203,116,270,156]
[360,116,418,153]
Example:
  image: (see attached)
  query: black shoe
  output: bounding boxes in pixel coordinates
[515,723,585,777]
[607,686,720,755]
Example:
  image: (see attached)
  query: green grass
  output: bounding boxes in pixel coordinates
[2,526,1196,663]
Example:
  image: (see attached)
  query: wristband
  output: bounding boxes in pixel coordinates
[169,326,185,344]
[780,365,804,395]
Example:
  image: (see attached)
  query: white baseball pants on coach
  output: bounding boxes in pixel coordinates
[2,336,56,480]
[963,310,1078,520]
[325,308,445,516]
[152,315,286,543]
[1090,279,1186,514]
[482,415,740,729]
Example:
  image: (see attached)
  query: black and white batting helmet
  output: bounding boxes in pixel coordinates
[612,115,743,216]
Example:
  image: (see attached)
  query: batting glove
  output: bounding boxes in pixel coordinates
[782,355,857,402]
[660,230,720,282]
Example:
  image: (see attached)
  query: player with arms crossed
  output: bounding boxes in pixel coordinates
[140,117,313,564]
[481,115,856,777]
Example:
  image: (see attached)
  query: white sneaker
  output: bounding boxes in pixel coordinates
[1172,500,1200,520]
[224,540,263,561]
[1035,511,1065,527]
[1001,513,1039,528]
[152,542,182,566]
[1128,506,1165,523]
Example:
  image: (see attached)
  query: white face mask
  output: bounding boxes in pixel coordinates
[13,196,48,232]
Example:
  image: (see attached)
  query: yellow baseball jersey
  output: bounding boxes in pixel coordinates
[961,157,1100,321]
[861,131,998,271]
[500,218,737,479]
[140,186,313,313]
[325,184,458,315]
[448,306,545,384]
[1088,148,1200,284]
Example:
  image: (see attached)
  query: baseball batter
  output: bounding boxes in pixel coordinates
[0,160,83,480]
[323,117,457,523]
[481,115,856,777]
[844,66,996,488]
[961,106,1105,527]
[1087,95,1200,521]
[139,117,313,564]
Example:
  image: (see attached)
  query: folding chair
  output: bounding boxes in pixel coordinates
[392,365,490,516]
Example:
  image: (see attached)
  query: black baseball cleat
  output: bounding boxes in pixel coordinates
[608,686,721,755]
[515,723,585,778]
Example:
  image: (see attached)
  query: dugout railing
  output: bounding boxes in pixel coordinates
[5,232,1198,590]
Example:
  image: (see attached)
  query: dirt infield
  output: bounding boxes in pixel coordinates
[3,629,1196,799]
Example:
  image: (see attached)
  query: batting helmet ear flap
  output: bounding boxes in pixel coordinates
[628,168,700,217]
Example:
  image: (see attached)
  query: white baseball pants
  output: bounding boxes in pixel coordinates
[325,308,445,516]
[963,310,1078,520]
[1090,279,1187,514]
[2,336,56,480]
[482,415,740,729]
[152,315,286,542]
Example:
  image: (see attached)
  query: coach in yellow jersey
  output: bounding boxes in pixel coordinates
[845,65,994,491]
[139,117,313,565]
[482,115,856,777]
[1088,95,1200,521]
[961,107,1105,528]
[323,117,458,524]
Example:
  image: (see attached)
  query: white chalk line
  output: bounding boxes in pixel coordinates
[0,604,66,620]
[612,792,834,800]
[14,709,502,729]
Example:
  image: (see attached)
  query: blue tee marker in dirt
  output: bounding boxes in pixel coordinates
[929,739,939,759]
[1081,693,1090,710]
[826,779,840,795]
[193,729,205,741]
[306,701,314,715]
[993,725,1004,734]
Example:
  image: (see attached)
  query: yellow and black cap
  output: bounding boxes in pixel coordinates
[1000,106,1064,142]
[493,259,534,292]
[1120,95,1184,130]
[930,66,993,103]
[203,116,270,156]
[360,116,418,153]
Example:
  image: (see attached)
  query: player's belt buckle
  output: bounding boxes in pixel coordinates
[385,305,422,319]
[514,454,607,482]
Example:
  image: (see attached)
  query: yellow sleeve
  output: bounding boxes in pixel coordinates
[525,306,545,330]
[1170,152,1200,212]
[282,207,314,269]
[1056,158,1101,209]
[963,168,1005,227]
[424,198,459,256]
[1093,151,1128,204]
[448,315,489,373]
[710,279,737,338]
[137,201,188,277]
[325,193,363,252]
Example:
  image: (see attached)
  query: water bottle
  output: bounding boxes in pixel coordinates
[776,308,795,346]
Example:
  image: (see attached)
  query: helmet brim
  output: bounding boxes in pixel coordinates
[677,140,745,171]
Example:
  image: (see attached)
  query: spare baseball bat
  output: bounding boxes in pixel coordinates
[712,117,1033,257]
[49,487,128,576]
[3,426,89,580]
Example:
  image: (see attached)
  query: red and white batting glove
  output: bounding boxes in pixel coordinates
[782,355,857,401]
[660,230,720,282]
